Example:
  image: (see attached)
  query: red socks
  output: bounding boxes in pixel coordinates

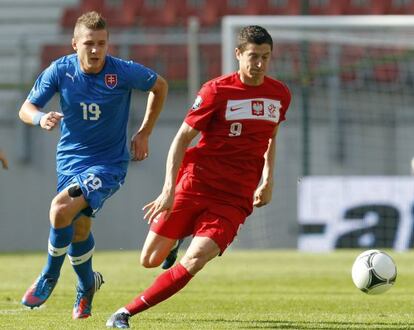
[125,263,193,315]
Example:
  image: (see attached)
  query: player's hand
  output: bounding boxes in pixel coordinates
[40,112,64,131]
[130,131,149,161]
[253,182,273,207]
[0,150,9,169]
[142,190,175,224]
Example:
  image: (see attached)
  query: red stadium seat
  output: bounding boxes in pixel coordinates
[339,45,366,83]
[61,7,81,29]
[308,0,346,15]
[129,44,159,68]
[262,0,301,15]
[116,0,145,27]
[41,45,74,69]
[133,0,179,27]
[173,0,221,27]
[219,0,266,16]
[130,44,188,81]
[341,0,389,15]
[200,44,221,81]
[369,48,401,83]
[386,0,414,14]
[61,0,120,29]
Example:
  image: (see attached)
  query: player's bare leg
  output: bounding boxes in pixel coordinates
[140,231,179,268]
[107,236,220,328]
[180,236,220,275]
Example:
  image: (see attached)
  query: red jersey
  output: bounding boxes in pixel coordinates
[182,72,291,203]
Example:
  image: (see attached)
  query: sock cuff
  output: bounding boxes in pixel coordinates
[48,240,70,257]
[172,263,194,280]
[68,246,95,265]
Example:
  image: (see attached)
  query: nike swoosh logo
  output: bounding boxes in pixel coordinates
[230,107,242,111]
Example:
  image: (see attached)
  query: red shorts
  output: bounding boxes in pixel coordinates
[150,174,250,254]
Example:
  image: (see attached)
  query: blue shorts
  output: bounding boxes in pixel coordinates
[57,164,127,217]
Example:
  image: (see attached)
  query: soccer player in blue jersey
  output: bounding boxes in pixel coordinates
[18,11,168,319]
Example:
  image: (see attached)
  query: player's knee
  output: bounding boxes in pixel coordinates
[140,252,162,268]
[49,200,72,227]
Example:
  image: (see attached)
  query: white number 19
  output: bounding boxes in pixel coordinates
[81,102,101,121]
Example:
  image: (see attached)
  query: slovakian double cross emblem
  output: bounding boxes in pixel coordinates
[105,74,118,89]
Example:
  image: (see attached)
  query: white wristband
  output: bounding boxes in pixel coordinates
[32,112,46,126]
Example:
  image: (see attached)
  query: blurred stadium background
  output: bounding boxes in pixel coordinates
[1,0,414,252]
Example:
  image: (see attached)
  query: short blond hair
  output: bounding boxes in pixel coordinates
[74,11,107,37]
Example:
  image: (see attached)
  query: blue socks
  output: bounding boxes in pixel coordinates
[42,225,73,279]
[68,233,95,292]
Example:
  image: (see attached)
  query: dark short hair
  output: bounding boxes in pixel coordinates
[237,25,273,52]
[74,11,107,35]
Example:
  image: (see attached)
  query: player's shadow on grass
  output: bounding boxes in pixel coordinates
[148,317,414,329]
[239,319,414,329]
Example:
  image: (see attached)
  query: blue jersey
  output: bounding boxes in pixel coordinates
[27,54,157,175]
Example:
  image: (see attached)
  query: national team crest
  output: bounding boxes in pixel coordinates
[267,103,277,118]
[191,95,203,110]
[105,74,118,89]
[251,100,264,116]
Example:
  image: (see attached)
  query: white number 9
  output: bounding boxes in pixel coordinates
[229,122,242,137]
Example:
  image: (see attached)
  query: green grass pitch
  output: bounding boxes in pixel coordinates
[1,250,413,329]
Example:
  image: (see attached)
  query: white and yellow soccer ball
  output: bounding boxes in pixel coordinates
[351,249,397,294]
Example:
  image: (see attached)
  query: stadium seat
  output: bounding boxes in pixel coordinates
[164,45,188,81]
[341,0,389,15]
[129,44,159,69]
[61,0,119,29]
[132,0,179,27]
[61,7,81,29]
[386,0,414,14]
[307,0,346,15]
[219,0,266,16]
[41,45,74,69]
[190,0,222,27]
[339,45,366,84]
[115,0,144,27]
[263,0,301,15]
[130,44,188,81]
[200,44,222,81]
[369,48,401,83]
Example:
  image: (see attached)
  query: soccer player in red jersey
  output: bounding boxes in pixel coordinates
[107,25,291,328]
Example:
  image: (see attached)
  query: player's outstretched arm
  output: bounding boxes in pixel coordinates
[0,149,9,169]
[18,100,63,131]
[143,122,199,223]
[131,75,168,161]
[254,125,279,207]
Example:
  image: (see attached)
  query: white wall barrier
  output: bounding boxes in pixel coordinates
[298,176,414,251]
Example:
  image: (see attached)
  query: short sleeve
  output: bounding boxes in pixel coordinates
[184,83,218,132]
[27,63,59,108]
[122,60,157,91]
[278,82,292,123]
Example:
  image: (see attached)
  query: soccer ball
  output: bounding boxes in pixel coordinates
[351,249,397,294]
